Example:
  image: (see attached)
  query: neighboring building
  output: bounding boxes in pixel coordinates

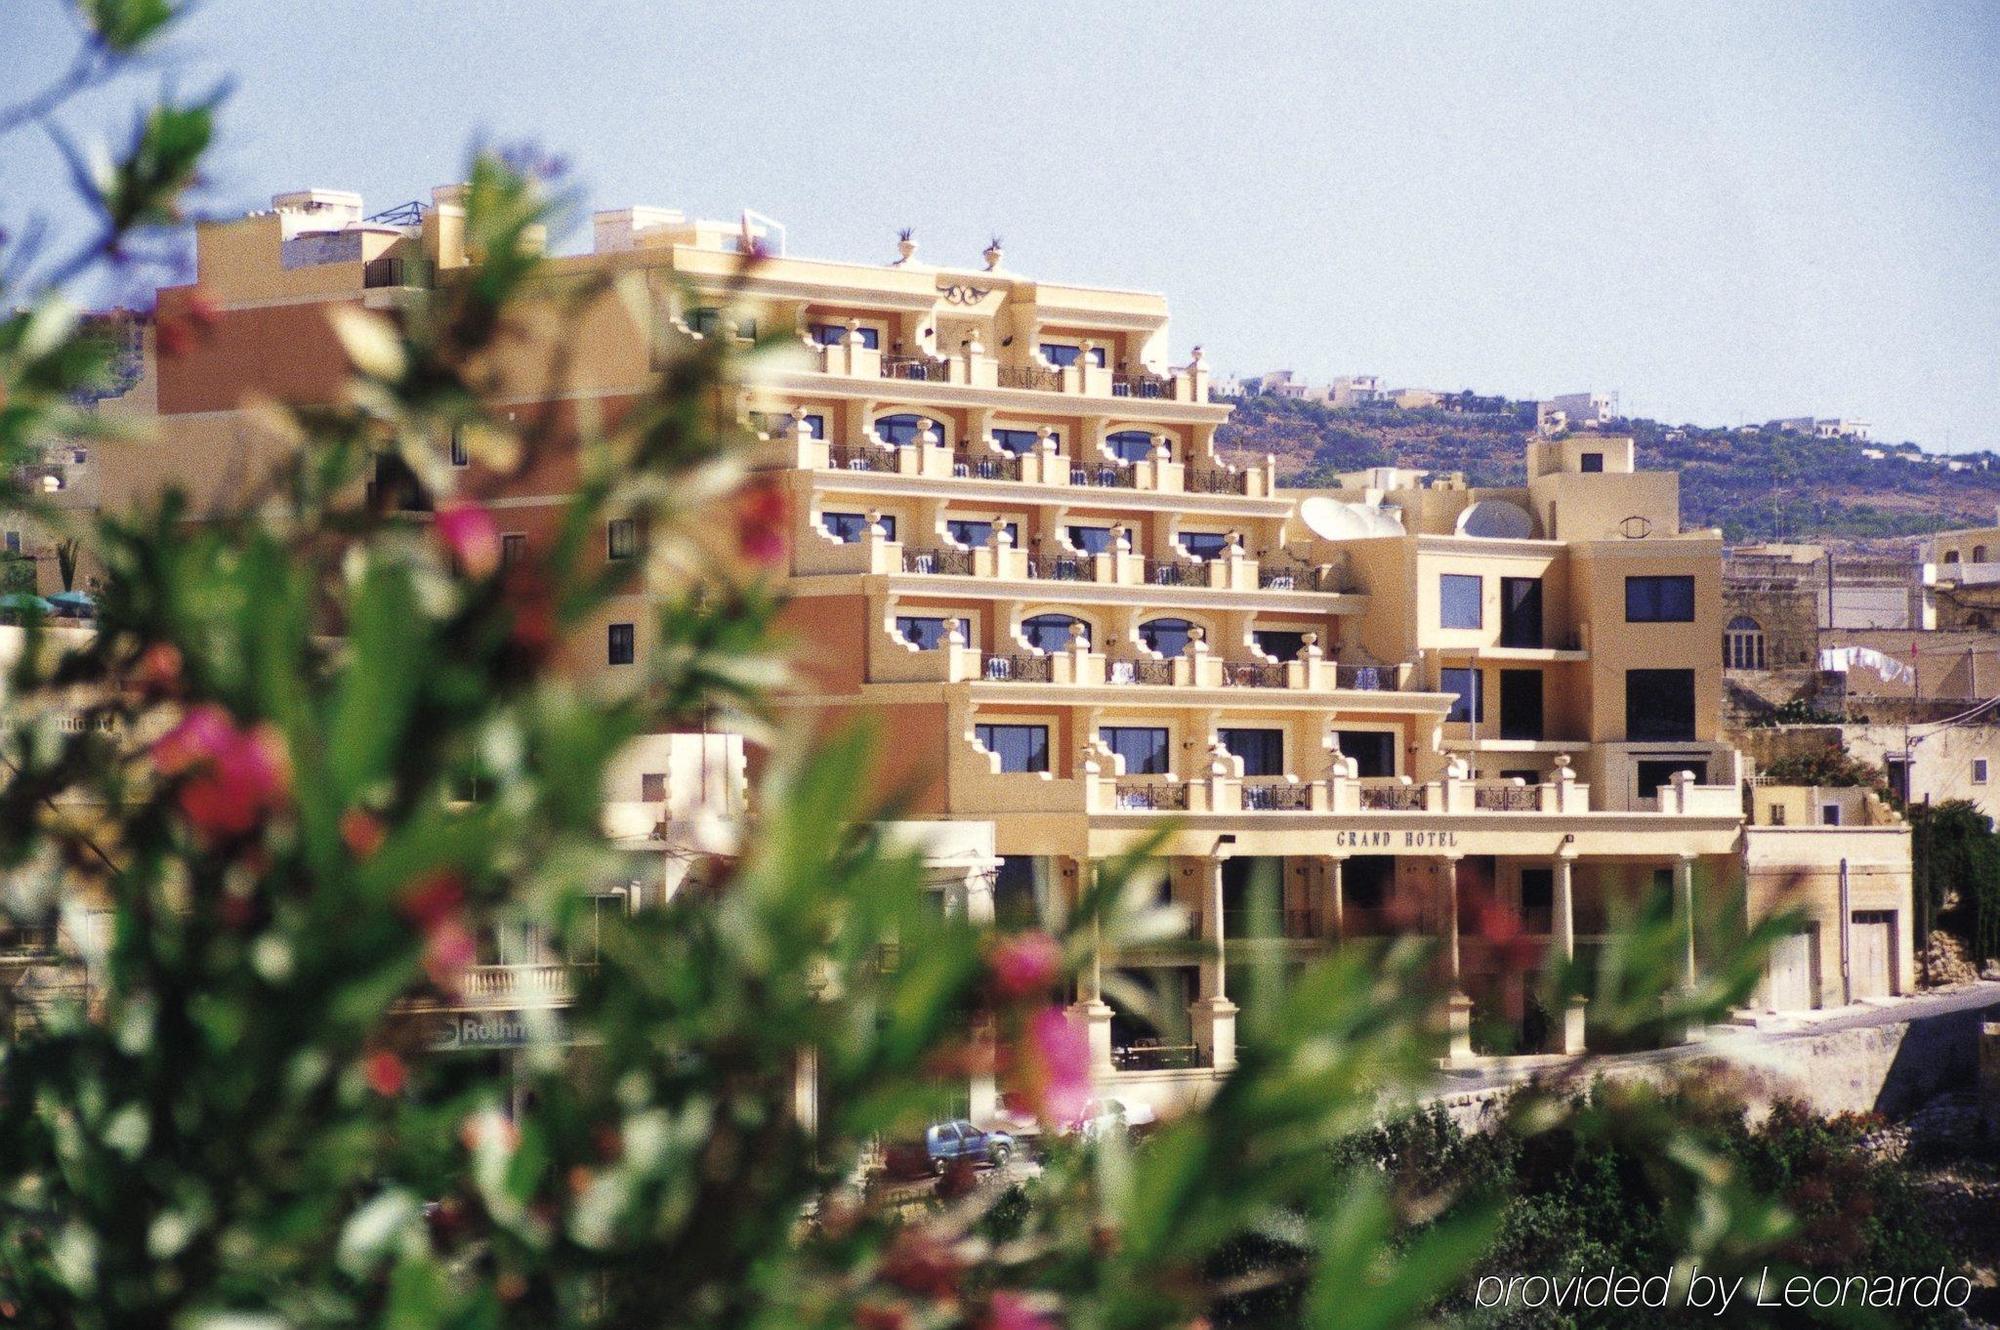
[1257,370,1317,401]
[1766,417,1872,441]
[1328,374,1384,407]
[1389,387,1442,410]
[95,185,1914,1120]
[1544,392,1615,430]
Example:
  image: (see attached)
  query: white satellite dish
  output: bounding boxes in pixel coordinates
[1298,495,1372,540]
[1455,499,1535,540]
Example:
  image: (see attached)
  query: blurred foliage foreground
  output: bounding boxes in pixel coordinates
[0,6,1977,1328]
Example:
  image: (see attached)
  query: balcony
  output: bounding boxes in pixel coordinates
[901,546,975,577]
[1111,370,1175,400]
[1110,779,1191,811]
[998,363,1063,392]
[882,354,952,383]
[781,425,1275,498]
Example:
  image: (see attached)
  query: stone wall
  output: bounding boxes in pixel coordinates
[1982,1006,2000,1133]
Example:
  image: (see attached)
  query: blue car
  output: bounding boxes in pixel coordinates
[892,1119,1015,1175]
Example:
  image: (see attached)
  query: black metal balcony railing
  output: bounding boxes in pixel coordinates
[1111,372,1173,399]
[1220,660,1287,688]
[362,255,431,289]
[1242,781,1312,811]
[901,547,974,576]
[1258,564,1312,590]
[882,355,950,383]
[1359,784,1425,811]
[1334,664,1395,691]
[982,653,1053,682]
[1113,1043,1201,1071]
[1026,556,1089,582]
[1144,558,1195,586]
[1070,463,1136,489]
[953,452,1021,481]
[1474,785,1541,812]
[997,363,1062,392]
[827,443,892,472]
[1185,467,1249,496]
[1107,658,1176,686]
[1113,781,1189,811]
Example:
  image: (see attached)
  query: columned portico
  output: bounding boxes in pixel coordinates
[1066,857,1116,1074]
[1671,851,1703,1044]
[1554,852,1586,1054]
[1439,854,1474,1064]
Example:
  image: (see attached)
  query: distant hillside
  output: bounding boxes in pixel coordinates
[1214,395,2000,545]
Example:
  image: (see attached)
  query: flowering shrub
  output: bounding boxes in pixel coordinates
[0,6,1811,1328]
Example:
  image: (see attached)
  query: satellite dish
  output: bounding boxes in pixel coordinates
[1367,505,1407,536]
[1298,495,1372,540]
[1455,500,1535,539]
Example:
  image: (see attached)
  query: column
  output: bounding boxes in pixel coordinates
[1672,853,1704,1045]
[1324,855,1346,941]
[1190,856,1239,1072]
[1556,854,1586,1055]
[1065,858,1116,1074]
[1441,855,1474,1064]
[792,1047,820,1140]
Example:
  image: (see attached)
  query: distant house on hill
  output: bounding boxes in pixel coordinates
[1766,417,1871,441]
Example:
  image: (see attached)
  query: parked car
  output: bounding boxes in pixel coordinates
[886,1119,1015,1176]
[1066,1096,1157,1142]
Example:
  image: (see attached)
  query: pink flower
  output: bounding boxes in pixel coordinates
[983,1290,1054,1330]
[152,703,291,840]
[424,917,477,991]
[435,499,501,578]
[1005,1007,1093,1127]
[363,1050,407,1097]
[987,932,1063,1000]
[396,870,467,932]
[734,480,788,566]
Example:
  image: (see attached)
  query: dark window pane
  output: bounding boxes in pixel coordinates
[1626,669,1696,740]
[946,519,1018,548]
[607,518,638,560]
[1441,667,1484,724]
[1101,726,1170,775]
[822,511,893,543]
[607,623,635,666]
[1440,573,1483,629]
[1040,343,1081,367]
[1636,758,1708,798]
[1105,430,1153,462]
[1499,577,1543,647]
[994,856,1044,926]
[1023,614,1087,651]
[975,724,1049,773]
[1335,731,1396,778]
[1254,630,1308,661]
[875,414,933,447]
[897,616,969,650]
[1625,576,1695,623]
[992,428,1053,454]
[1580,452,1604,472]
[1499,669,1544,740]
[1219,728,1284,777]
[1181,531,1229,560]
[1346,856,1392,909]
[1140,618,1194,658]
[1067,525,1115,555]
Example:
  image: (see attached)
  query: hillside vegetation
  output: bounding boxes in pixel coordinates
[1215,394,2000,543]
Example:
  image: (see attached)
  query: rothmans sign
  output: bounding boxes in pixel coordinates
[426,1010,573,1051]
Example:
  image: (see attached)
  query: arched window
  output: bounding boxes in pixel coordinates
[1022,613,1088,652]
[1724,615,1766,671]
[1944,549,1962,564]
[1976,545,1990,563]
[874,413,937,447]
[1138,617,1194,658]
[1105,430,1156,463]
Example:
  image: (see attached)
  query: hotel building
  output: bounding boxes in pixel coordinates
[90,186,1914,1116]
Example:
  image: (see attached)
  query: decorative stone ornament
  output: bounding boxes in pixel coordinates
[895,228,916,264]
[984,236,1003,271]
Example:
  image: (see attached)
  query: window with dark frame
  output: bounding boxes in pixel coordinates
[448,425,469,467]
[1099,726,1170,775]
[896,616,971,651]
[1218,728,1284,777]
[1334,731,1396,778]
[640,773,666,802]
[1067,525,1115,555]
[945,519,1018,548]
[500,533,527,568]
[1499,577,1543,647]
[975,723,1049,774]
[1626,575,1696,622]
[1181,531,1229,560]
[607,623,636,666]
[874,414,933,447]
[1105,430,1154,462]
[1579,452,1604,473]
[1441,667,1484,724]
[1023,614,1088,651]
[1635,759,1708,798]
[810,322,879,349]
[1139,618,1195,658]
[991,428,1054,454]
[1440,573,1483,629]
[821,511,894,543]
[607,518,638,561]
[1253,629,1308,661]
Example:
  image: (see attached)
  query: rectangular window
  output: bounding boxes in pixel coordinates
[1040,343,1107,369]
[1976,759,1990,785]
[1441,667,1484,724]
[1334,730,1396,778]
[607,623,636,666]
[1499,577,1543,648]
[3,533,19,554]
[1218,728,1284,778]
[759,410,826,439]
[1253,629,1308,661]
[1498,669,1544,740]
[822,511,894,543]
[1345,856,1392,909]
[1626,575,1696,623]
[607,518,638,560]
[640,773,666,801]
[897,616,970,650]
[946,519,1018,548]
[448,425,469,467]
[1626,669,1696,740]
[1579,452,1604,473]
[501,533,527,567]
[1067,525,1115,555]
[975,724,1049,774]
[811,322,879,349]
[1100,726,1170,776]
[991,428,1052,454]
[1181,532,1229,561]
[1519,867,1553,916]
[1821,803,1842,826]
[1636,758,1708,798]
[1440,573,1483,629]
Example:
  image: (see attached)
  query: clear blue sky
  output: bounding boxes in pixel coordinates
[8,0,1999,451]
